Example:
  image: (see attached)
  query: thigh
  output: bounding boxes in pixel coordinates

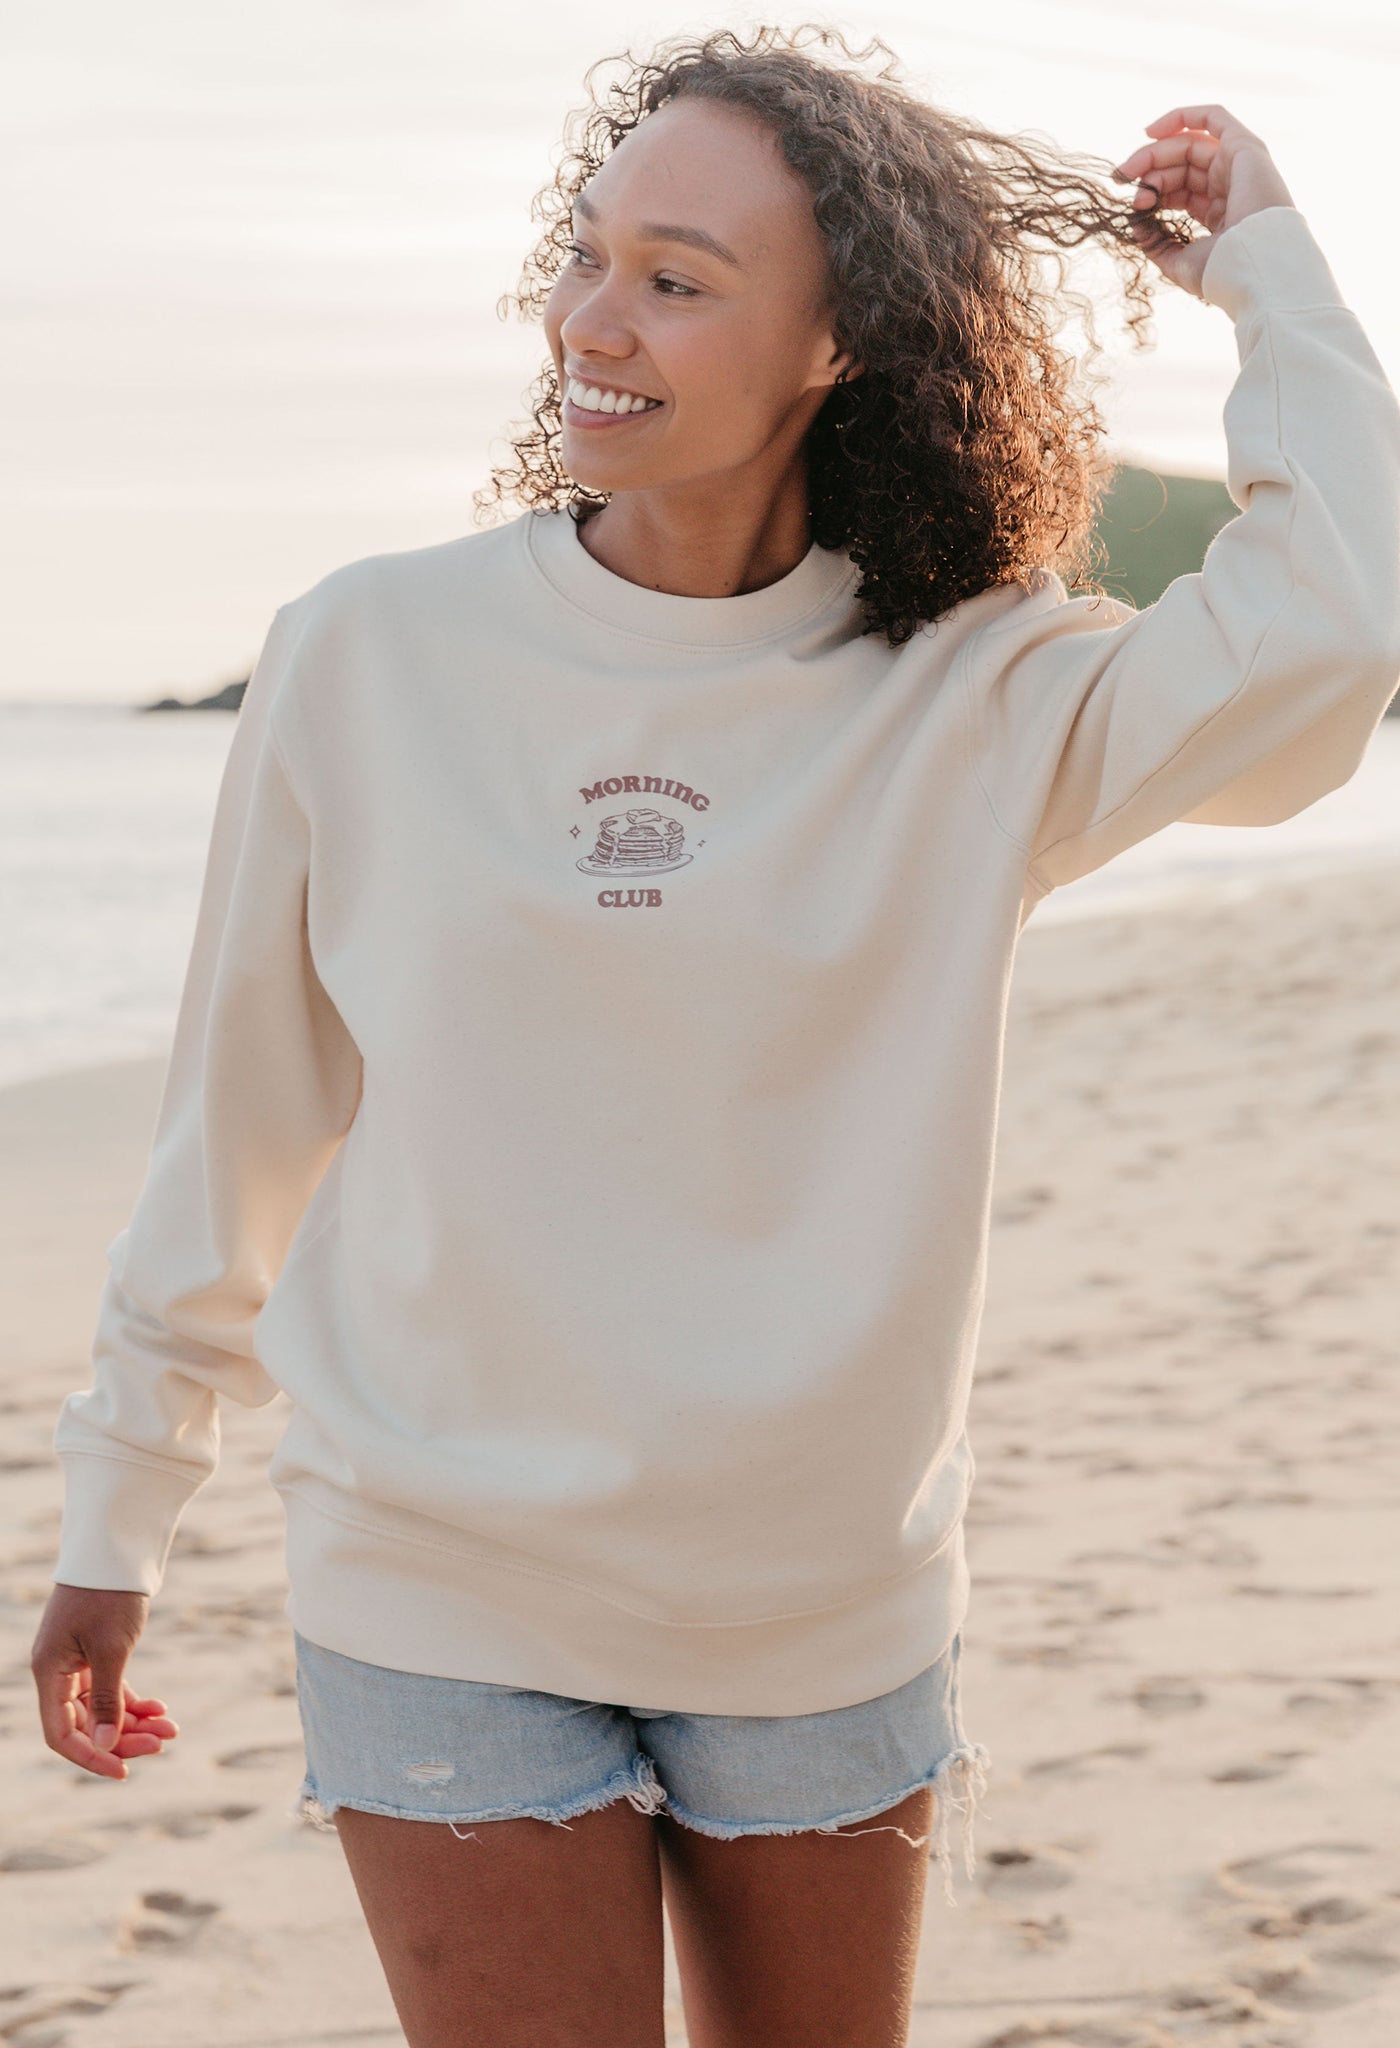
[637,1633,990,2048]
[337,1799,666,2048]
[289,1630,671,2048]
[656,1784,934,2048]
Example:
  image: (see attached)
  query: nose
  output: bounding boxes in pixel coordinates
[556,274,638,368]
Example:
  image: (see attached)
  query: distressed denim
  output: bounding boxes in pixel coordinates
[289,1626,991,1906]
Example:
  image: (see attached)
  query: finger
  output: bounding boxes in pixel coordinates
[57,1726,130,1777]
[128,1711,180,1739]
[85,1655,130,1754]
[1143,104,1265,147]
[91,1703,174,1756]
[114,1729,169,1757]
[35,1669,128,1779]
[1127,164,1212,205]
[1124,182,1186,220]
[1114,135,1219,182]
[125,1695,177,1728]
[114,1684,180,1745]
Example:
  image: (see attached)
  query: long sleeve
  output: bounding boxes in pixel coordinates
[964,205,1400,896]
[51,598,363,1595]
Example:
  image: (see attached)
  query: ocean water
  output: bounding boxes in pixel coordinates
[3,703,1398,1092]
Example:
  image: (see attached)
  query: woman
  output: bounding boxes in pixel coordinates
[31,23,1400,2048]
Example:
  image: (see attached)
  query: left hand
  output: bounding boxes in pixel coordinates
[1112,104,1297,299]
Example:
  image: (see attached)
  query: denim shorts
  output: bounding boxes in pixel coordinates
[289,1627,991,1906]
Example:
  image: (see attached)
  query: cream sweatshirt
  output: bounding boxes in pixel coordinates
[51,206,1400,1712]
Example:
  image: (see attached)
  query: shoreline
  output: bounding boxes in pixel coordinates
[5,840,1400,1100]
[6,717,1400,1098]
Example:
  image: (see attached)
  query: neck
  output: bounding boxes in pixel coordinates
[576,466,815,600]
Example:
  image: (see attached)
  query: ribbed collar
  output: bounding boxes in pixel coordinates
[523,504,860,650]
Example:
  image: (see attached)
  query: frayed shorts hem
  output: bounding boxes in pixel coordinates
[291,1740,992,1907]
[659,1740,990,1896]
[290,1751,667,1836]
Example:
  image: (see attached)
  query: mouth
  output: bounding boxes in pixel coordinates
[563,376,667,431]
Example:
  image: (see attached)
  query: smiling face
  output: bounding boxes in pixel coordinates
[542,96,856,501]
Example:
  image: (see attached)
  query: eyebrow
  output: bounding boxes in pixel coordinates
[572,191,742,271]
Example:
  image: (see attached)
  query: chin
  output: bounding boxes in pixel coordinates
[561,448,657,493]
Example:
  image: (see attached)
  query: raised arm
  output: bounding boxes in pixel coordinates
[49,597,363,1597]
[963,109,1400,897]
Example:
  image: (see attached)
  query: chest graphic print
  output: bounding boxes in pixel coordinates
[573,773,710,907]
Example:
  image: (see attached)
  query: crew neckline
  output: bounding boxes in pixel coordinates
[523,504,860,649]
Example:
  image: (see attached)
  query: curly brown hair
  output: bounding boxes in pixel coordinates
[472,21,1192,648]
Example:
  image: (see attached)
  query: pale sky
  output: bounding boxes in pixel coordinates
[4,0,1393,702]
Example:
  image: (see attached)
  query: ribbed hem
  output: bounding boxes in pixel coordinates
[51,1450,203,1596]
[277,1476,970,1717]
[1200,206,1345,323]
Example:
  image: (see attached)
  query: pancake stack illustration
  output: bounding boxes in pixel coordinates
[577,807,694,876]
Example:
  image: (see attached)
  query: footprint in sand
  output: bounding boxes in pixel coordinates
[1073,1527,1257,1572]
[119,1888,221,1950]
[973,2018,1151,2047]
[0,1982,130,2041]
[1007,1912,1073,1953]
[1247,1893,1373,1936]
[1187,1485,1312,1512]
[1230,1582,1371,1601]
[1231,1949,1400,2011]
[996,1639,1096,1669]
[1281,1678,1392,1734]
[992,1184,1057,1226]
[1208,1750,1310,1784]
[260,1658,298,1698]
[2,1804,259,1875]
[215,1741,305,1770]
[0,1834,113,1873]
[1024,1742,1152,1782]
[1126,1675,1206,1717]
[979,1843,1082,1897]
[100,1802,259,1842]
[1218,1839,1375,1898]
[1206,1838,1400,2010]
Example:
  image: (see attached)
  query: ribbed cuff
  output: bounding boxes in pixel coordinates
[51,1451,204,1596]
[1200,206,1347,322]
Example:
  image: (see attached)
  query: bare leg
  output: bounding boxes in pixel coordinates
[333,1796,667,2048]
[657,1784,935,2048]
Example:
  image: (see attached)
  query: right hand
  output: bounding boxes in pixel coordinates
[1111,103,1297,300]
[31,1585,180,1780]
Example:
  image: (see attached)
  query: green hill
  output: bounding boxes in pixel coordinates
[1093,464,1399,715]
[1091,464,1236,608]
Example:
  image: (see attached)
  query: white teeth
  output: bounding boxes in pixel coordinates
[567,377,659,414]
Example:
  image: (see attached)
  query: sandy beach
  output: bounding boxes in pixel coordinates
[3,859,1398,2048]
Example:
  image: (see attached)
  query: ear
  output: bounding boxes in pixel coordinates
[831,348,864,385]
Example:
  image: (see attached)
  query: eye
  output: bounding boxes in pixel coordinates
[564,243,698,298]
